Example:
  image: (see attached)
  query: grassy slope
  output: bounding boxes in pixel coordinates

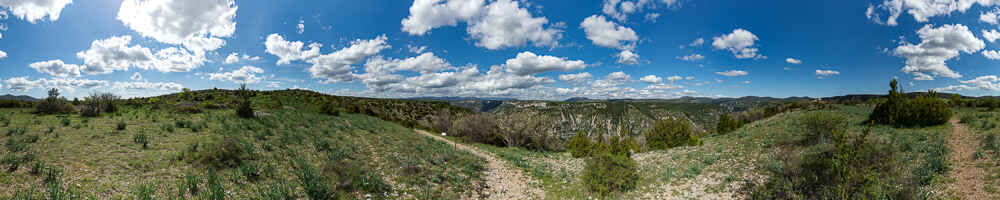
[467,105,951,199]
[0,103,485,199]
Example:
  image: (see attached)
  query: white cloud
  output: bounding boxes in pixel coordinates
[667,75,683,82]
[715,70,748,77]
[181,36,225,53]
[264,33,322,65]
[815,69,840,76]
[984,29,1000,43]
[297,19,305,34]
[984,50,1000,60]
[308,35,390,83]
[785,58,802,64]
[592,71,631,88]
[112,81,183,91]
[401,0,484,35]
[677,53,704,61]
[688,38,704,47]
[893,24,984,80]
[29,59,80,77]
[644,13,659,22]
[602,0,678,22]
[983,8,1000,25]
[4,76,108,92]
[867,0,1000,26]
[503,51,586,75]
[401,0,560,50]
[364,52,456,74]
[617,50,640,65]
[713,29,763,59]
[468,0,561,49]
[742,80,751,84]
[224,52,260,64]
[76,35,155,75]
[117,0,237,46]
[0,50,6,59]
[937,75,1000,91]
[640,75,661,83]
[408,44,428,54]
[210,66,265,84]
[580,15,638,50]
[151,47,206,73]
[685,76,694,80]
[130,72,142,81]
[559,72,593,84]
[0,0,72,23]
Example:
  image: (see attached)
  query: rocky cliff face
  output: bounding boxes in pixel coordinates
[489,101,725,142]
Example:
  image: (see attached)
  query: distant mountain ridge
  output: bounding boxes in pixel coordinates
[0,94,39,101]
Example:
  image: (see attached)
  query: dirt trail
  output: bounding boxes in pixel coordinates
[945,118,995,199]
[414,130,545,200]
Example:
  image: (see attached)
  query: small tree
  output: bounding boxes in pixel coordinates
[235,84,255,118]
[34,88,71,114]
[567,130,594,158]
[716,113,741,134]
[645,117,700,150]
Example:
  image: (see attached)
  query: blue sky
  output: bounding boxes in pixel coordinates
[1,0,999,100]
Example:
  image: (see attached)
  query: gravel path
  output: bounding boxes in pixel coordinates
[944,118,995,199]
[414,130,545,200]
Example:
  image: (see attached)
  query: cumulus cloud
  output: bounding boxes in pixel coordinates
[401,0,560,50]
[785,58,802,64]
[984,29,1000,43]
[503,51,586,75]
[639,75,661,83]
[297,19,305,34]
[617,50,640,65]
[937,75,1000,92]
[602,0,678,22]
[0,50,6,59]
[592,71,631,88]
[559,72,593,85]
[117,0,237,48]
[716,70,748,77]
[867,0,1000,26]
[224,52,261,64]
[364,52,456,74]
[984,50,1000,60]
[264,33,322,65]
[408,45,428,54]
[0,0,72,23]
[893,24,983,80]
[4,76,108,92]
[676,53,704,61]
[580,15,638,49]
[713,29,763,59]
[210,66,265,83]
[688,38,705,47]
[815,69,840,76]
[984,8,1000,25]
[76,35,154,74]
[112,81,183,91]
[308,35,390,83]
[29,59,80,77]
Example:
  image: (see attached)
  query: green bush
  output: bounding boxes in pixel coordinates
[645,117,700,150]
[749,125,910,199]
[116,120,127,131]
[716,113,742,134]
[60,118,71,127]
[802,111,849,144]
[34,88,72,115]
[959,114,976,124]
[870,79,951,127]
[581,152,639,196]
[134,133,149,149]
[236,84,255,119]
[294,157,336,200]
[567,130,594,158]
[451,114,503,146]
[196,136,247,168]
[318,101,341,116]
[239,161,261,182]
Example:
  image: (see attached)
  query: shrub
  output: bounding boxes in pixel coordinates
[197,136,247,168]
[567,130,594,158]
[162,123,175,133]
[960,114,976,124]
[294,157,335,200]
[134,133,149,149]
[451,114,504,146]
[239,161,261,182]
[236,84,255,118]
[34,88,72,115]
[60,118,71,127]
[645,117,700,150]
[716,113,742,134]
[4,153,20,172]
[581,152,639,196]
[117,120,127,131]
[501,113,559,150]
[802,111,849,144]
[870,79,951,127]
[318,101,341,116]
[748,126,909,199]
[29,160,45,175]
